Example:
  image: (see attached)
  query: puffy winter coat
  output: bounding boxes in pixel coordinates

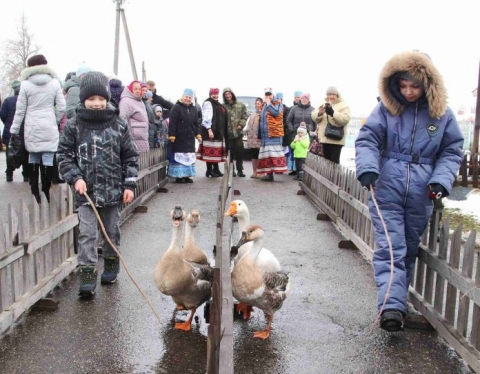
[168,100,201,153]
[10,65,66,153]
[119,87,149,152]
[64,74,80,119]
[311,96,350,145]
[0,94,19,145]
[57,103,139,208]
[286,101,315,144]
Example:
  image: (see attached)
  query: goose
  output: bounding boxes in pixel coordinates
[232,224,290,339]
[225,200,283,320]
[183,210,209,265]
[154,206,212,331]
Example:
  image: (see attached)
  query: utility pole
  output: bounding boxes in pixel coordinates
[112,0,138,80]
[473,60,480,155]
[142,61,146,82]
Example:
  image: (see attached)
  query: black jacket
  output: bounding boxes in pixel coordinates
[0,94,19,145]
[57,103,139,207]
[168,100,201,153]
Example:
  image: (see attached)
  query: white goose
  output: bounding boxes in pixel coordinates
[154,206,212,331]
[225,200,283,320]
[225,200,282,272]
[232,224,290,339]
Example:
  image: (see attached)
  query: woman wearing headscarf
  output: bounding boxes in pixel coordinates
[244,97,263,178]
[355,51,464,332]
[311,86,351,164]
[198,88,228,177]
[286,92,315,175]
[167,89,202,183]
[119,80,149,152]
[10,54,66,203]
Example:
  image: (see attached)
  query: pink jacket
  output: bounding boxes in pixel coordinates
[119,87,149,152]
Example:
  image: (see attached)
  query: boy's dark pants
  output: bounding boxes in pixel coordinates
[295,158,306,174]
[77,205,121,266]
[226,137,244,173]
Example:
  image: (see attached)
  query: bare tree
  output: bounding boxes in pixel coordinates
[0,13,40,100]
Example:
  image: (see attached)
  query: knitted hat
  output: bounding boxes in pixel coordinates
[276,92,284,100]
[209,88,220,95]
[183,88,194,97]
[294,91,302,97]
[77,62,93,78]
[398,71,422,87]
[297,122,307,134]
[155,105,163,112]
[264,87,273,94]
[326,86,339,96]
[140,82,147,88]
[300,92,310,100]
[79,71,111,103]
[145,90,153,99]
[65,72,76,81]
[11,80,21,90]
[27,54,48,67]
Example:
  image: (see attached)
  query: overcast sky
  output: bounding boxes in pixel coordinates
[0,0,478,117]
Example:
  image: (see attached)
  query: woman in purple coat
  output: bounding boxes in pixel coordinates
[355,51,464,332]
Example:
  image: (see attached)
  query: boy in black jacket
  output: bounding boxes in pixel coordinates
[57,72,139,297]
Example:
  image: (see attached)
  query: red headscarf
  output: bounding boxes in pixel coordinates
[209,88,220,95]
[128,80,141,93]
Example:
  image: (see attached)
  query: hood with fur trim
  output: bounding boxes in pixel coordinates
[21,65,58,83]
[379,51,447,119]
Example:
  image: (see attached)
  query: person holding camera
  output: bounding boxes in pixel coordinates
[311,86,351,164]
[355,51,464,331]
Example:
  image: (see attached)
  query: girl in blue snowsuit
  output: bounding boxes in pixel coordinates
[355,51,464,332]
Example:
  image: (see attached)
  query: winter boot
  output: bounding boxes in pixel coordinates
[212,163,223,177]
[29,164,41,204]
[6,174,13,182]
[380,309,404,332]
[101,256,120,284]
[237,169,246,177]
[260,173,274,182]
[41,165,53,203]
[78,265,98,297]
[205,162,214,177]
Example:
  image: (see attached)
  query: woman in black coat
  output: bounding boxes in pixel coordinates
[167,89,202,183]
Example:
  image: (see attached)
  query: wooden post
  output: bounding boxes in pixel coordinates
[120,8,138,80]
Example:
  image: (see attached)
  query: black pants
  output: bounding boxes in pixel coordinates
[5,145,30,177]
[227,137,244,172]
[295,158,306,174]
[321,143,343,164]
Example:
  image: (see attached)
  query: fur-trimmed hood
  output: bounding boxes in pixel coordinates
[379,51,447,119]
[21,65,58,83]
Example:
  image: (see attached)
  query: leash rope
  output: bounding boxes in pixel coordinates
[83,192,162,324]
[369,186,394,331]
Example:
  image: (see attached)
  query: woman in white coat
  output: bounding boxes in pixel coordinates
[10,54,66,204]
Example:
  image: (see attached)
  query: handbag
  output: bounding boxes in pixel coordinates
[7,134,27,169]
[324,115,344,140]
[309,137,324,156]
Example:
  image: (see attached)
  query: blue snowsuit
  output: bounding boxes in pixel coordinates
[355,52,464,315]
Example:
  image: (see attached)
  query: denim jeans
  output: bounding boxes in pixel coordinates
[77,205,121,266]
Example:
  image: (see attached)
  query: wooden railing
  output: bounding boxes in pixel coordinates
[301,154,480,373]
[207,156,233,374]
[456,152,479,188]
[0,147,168,337]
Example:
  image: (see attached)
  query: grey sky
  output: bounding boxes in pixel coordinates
[1,0,478,117]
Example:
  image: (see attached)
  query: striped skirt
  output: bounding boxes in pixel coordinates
[197,140,227,163]
[257,145,287,174]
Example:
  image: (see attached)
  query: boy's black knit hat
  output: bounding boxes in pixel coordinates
[80,71,111,103]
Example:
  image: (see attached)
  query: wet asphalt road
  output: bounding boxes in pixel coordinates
[0,159,473,374]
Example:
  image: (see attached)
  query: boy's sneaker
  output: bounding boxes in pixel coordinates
[101,256,120,284]
[78,266,98,297]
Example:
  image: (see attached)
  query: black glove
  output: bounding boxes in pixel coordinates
[358,172,378,190]
[325,105,334,116]
[428,184,447,200]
